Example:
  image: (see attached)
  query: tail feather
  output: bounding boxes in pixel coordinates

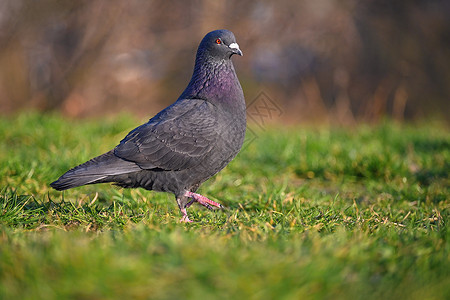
[50,150,141,190]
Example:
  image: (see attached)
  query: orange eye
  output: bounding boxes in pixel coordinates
[215,38,221,44]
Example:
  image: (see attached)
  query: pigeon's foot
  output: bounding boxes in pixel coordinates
[178,192,223,222]
[184,191,223,210]
[179,208,193,223]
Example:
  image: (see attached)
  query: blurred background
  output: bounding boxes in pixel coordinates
[0,0,449,124]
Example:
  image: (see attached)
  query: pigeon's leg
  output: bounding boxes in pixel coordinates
[179,208,192,223]
[184,191,223,210]
[176,196,192,223]
[185,199,196,209]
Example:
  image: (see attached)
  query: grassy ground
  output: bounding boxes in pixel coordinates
[0,113,448,300]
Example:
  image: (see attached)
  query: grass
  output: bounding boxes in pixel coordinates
[0,112,448,299]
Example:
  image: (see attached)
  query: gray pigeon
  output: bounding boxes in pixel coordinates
[51,29,246,222]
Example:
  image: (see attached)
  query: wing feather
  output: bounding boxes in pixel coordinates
[114,99,218,171]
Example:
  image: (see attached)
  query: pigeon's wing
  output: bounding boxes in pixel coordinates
[114,99,218,171]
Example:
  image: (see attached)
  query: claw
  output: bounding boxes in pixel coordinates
[180,215,192,223]
[179,208,192,223]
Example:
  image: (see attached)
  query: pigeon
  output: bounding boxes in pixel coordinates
[50,29,246,222]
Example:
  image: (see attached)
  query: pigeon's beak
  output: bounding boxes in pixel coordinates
[229,43,243,56]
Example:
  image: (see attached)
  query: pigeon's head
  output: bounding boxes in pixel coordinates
[198,29,243,61]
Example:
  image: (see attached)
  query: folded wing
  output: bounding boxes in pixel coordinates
[114,99,219,171]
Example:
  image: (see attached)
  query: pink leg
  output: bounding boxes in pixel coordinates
[179,208,192,223]
[184,191,223,210]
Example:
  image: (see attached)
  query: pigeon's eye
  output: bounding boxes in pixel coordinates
[215,38,222,45]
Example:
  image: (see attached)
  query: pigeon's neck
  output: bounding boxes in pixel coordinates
[180,55,244,109]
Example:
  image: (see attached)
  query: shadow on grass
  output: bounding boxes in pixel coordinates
[410,138,450,186]
[412,138,450,153]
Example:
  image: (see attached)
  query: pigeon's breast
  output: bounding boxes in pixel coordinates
[211,105,246,167]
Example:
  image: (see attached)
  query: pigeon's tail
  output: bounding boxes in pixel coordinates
[50,150,141,191]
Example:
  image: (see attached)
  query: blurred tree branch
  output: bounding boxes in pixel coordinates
[0,0,448,122]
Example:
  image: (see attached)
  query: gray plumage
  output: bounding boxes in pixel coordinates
[50,29,246,222]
